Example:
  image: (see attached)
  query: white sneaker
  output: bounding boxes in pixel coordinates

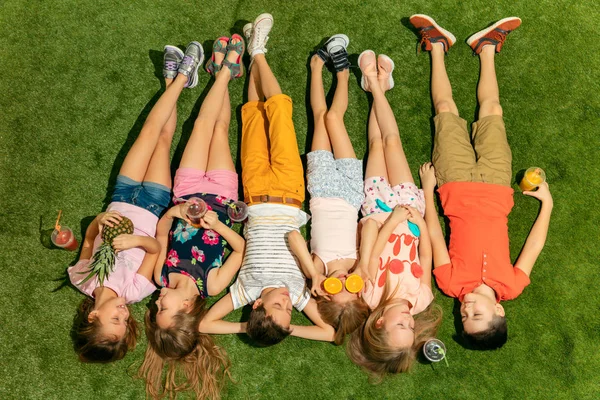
[325,34,349,55]
[248,13,273,57]
[243,23,253,42]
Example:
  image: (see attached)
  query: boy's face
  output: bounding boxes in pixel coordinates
[255,287,292,328]
[89,296,130,339]
[460,292,505,334]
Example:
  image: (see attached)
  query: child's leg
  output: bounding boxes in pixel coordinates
[365,104,388,181]
[247,61,265,102]
[256,54,304,203]
[471,45,512,186]
[429,44,477,186]
[178,41,233,171]
[141,79,178,189]
[367,72,413,185]
[309,55,331,153]
[206,87,235,172]
[118,74,187,182]
[252,54,282,100]
[430,44,459,116]
[325,69,356,159]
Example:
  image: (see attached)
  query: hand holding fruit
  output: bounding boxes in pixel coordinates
[111,234,139,253]
[98,211,123,234]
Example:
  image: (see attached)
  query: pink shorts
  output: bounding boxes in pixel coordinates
[173,168,239,201]
[362,176,425,217]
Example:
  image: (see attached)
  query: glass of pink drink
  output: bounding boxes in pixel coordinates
[185,197,208,227]
[51,226,79,251]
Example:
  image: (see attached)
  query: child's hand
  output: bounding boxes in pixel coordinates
[403,205,425,226]
[168,204,191,223]
[419,162,437,192]
[310,273,328,298]
[200,211,221,230]
[391,205,410,222]
[523,182,553,206]
[111,234,139,252]
[98,211,123,234]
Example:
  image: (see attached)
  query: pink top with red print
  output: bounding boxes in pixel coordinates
[361,212,434,314]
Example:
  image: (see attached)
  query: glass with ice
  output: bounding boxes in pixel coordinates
[185,197,207,227]
[423,339,447,363]
[227,201,249,223]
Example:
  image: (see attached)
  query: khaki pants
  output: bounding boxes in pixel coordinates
[432,113,512,187]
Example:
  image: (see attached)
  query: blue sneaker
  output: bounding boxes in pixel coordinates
[163,45,184,79]
[177,41,204,88]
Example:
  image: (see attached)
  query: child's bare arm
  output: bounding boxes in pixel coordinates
[203,213,246,295]
[290,298,335,342]
[288,230,327,297]
[420,163,451,268]
[514,182,554,277]
[404,206,433,288]
[153,205,184,283]
[79,215,101,261]
[198,293,246,334]
[355,219,379,282]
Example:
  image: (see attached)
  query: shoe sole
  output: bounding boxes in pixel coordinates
[466,16,522,47]
[358,50,376,91]
[326,33,350,52]
[378,54,395,90]
[186,41,204,89]
[410,14,457,47]
[243,23,253,40]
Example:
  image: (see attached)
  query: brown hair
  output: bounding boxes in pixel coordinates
[72,297,138,363]
[246,304,291,346]
[138,296,231,400]
[316,296,370,345]
[346,282,442,379]
[462,315,507,350]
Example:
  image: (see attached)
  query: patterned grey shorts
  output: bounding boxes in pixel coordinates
[306,150,365,210]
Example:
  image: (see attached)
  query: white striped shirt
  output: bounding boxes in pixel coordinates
[230,204,311,311]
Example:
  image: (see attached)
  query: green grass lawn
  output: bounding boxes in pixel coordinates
[1,0,599,399]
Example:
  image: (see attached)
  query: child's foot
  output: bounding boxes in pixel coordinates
[409,14,456,53]
[163,45,184,80]
[220,35,245,79]
[466,17,521,54]
[310,53,325,70]
[358,50,377,92]
[206,37,229,76]
[248,13,273,57]
[377,54,395,91]
[325,34,351,72]
[177,41,204,88]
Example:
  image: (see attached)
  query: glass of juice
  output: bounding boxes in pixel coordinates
[51,226,79,251]
[185,197,207,227]
[423,339,447,362]
[519,167,546,191]
[227,201,249,223]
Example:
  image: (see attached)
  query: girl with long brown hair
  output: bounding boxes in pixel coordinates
[346,50,442,377]
[137,36,245,399]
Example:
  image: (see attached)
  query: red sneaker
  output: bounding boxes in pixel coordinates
[409,14,456,53]
[467,17,522,54]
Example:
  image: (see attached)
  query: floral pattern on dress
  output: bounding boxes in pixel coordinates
[166,249,180,267]
[202,230,220,245]
[191,246,206,265]
[173,220,199,243]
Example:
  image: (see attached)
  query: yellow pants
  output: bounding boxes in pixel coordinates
[241,94,305,206]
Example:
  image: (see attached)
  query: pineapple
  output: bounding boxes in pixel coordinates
[79,216,134,286]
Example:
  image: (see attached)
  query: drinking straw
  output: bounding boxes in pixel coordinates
[55,210,62,232]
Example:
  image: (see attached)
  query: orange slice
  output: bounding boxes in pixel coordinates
[345,274,364,293]
[323,277,343,294]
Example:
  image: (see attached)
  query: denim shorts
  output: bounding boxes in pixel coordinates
[111,175,171,217]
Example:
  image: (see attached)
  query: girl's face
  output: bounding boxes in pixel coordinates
[155,287,189,328]
[378,302,415,348]
[90,296,130,340]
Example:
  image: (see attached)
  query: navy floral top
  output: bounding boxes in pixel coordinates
[160,193,232,298]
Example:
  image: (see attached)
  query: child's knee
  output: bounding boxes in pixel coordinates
[434,100,457,115]
[479,100,503,118]
[325,109,344,126]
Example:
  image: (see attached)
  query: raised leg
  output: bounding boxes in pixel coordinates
[367,73,414,185]
[365,103,388,181]
[325,68,356,159]
[252,54,282,100]
[309,55,331,153]
[119,74,187,181]
[477,45,503,119]
[430,43,459,116]
[206,87,235,172]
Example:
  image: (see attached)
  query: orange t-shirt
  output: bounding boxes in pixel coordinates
[433,182,530,301]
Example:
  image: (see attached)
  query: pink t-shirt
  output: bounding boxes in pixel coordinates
[309,198,359,267]
[361,212,434,314]
[67,202,157,303]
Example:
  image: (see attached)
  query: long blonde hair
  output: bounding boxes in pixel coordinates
[346,278,442,379]
[138,296,231,400]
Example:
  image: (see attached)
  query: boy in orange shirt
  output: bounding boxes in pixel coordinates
[409,15,554,349]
